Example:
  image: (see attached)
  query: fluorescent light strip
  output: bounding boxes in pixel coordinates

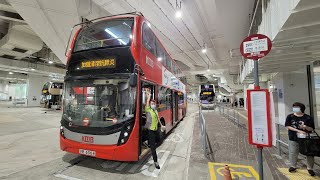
[104,28,127,45]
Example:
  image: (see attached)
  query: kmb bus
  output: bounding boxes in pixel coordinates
[199,84,215,109]
[60,12,187,161]
[40,82,63,109]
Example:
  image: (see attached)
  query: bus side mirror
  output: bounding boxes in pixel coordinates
[129,73,137,87]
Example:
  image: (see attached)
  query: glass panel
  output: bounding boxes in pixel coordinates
[156,39,166,65]
[166,54,172,72]
[314,65,320,124]
[63,78,136,127]
[74,18,134,52]
[142,23,156,56]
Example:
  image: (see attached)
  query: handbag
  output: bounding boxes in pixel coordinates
[297,131,320,156]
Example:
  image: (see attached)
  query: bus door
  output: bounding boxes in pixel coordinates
[139,82,155,156]
[172,91,178,125]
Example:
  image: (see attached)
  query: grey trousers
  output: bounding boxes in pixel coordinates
[289,140,314,169]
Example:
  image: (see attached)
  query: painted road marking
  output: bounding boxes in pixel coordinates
[208,162,259,180]
[116,162,129,171]
[54,174,83,180]
[165,133,184,143]
[99,150,170,177]
[278,168,320,180]
[141,150,170,177]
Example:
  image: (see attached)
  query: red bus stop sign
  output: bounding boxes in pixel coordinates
[240,34,272,60]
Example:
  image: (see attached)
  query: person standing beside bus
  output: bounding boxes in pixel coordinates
[145,89,165,169]
[285,102,315,176]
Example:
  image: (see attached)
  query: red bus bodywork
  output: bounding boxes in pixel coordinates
[60,14,187,161]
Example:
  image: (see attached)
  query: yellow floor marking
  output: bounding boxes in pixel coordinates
[278,168,320,180]
[208,162,259,180]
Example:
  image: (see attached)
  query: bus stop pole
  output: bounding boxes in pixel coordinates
[254,60,263,180]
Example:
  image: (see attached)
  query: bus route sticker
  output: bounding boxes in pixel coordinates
[208,162,259,180]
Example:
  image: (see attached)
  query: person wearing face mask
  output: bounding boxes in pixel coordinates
[285,102,315,176]
[144,89,165,169]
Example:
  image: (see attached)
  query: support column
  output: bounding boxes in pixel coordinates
[27,74,48,107]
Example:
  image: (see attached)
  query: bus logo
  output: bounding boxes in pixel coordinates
[82,136,94,143]
[146,56,154,68]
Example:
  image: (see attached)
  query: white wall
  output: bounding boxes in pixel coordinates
[27,75,48,107]
[0,81,9,100]
[271,69,310,125]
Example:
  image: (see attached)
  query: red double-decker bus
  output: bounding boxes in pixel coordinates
[60,12,187,161]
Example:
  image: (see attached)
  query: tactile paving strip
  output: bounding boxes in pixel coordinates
[278,168,320,180]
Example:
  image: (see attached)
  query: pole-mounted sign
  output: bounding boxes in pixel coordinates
[240,33,272,180]
[240,34,272,60]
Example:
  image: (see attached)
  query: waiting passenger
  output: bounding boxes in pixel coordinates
[145,89,165,169]
[285,102,315,176]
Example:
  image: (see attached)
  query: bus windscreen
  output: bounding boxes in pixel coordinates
[63,78,136,127]
[73,18,134,52]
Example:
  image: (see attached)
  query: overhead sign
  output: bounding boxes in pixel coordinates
[247,89,272,147]
[80,58,116,69]
[240,34,272,60]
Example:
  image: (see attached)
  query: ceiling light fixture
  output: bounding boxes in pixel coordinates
[175,0,182,19]
[9,72,13,75]
[175,10,182,19]
[48,60,53,64]
[157,57,162,61]
[31,68,35,71]
[202,43,207,53]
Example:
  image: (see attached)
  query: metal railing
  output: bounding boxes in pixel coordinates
[275,123,288,156]
[217,104,247,129]
[199,105,214,160]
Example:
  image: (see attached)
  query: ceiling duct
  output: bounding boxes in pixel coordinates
[195,74,208,83]
[0,22,43,59]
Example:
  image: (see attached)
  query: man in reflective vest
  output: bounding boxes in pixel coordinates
[145,90,165,169]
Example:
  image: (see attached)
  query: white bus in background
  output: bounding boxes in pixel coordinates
[199,84,216,109]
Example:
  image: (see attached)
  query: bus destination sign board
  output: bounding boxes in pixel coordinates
[202,92,212,95]
[80,58,116,69]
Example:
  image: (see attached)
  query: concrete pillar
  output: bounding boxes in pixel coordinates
[27,74,48,107]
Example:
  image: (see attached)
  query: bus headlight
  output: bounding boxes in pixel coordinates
[60,126,65,138]
[117,122,134,145]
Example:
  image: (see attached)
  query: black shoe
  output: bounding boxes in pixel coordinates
[308,169,316,176]
[289,167,296,173]
[154,162,160,169]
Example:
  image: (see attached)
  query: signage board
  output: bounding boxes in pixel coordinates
[247,89,272,147]
[240,34,272,60]
[80,58,116,69]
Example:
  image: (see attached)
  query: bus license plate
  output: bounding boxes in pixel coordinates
[79,149,96,157]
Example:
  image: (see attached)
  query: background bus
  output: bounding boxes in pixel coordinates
[60,13,187,162]
[199,84,215,109]
[40,82,63,109]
